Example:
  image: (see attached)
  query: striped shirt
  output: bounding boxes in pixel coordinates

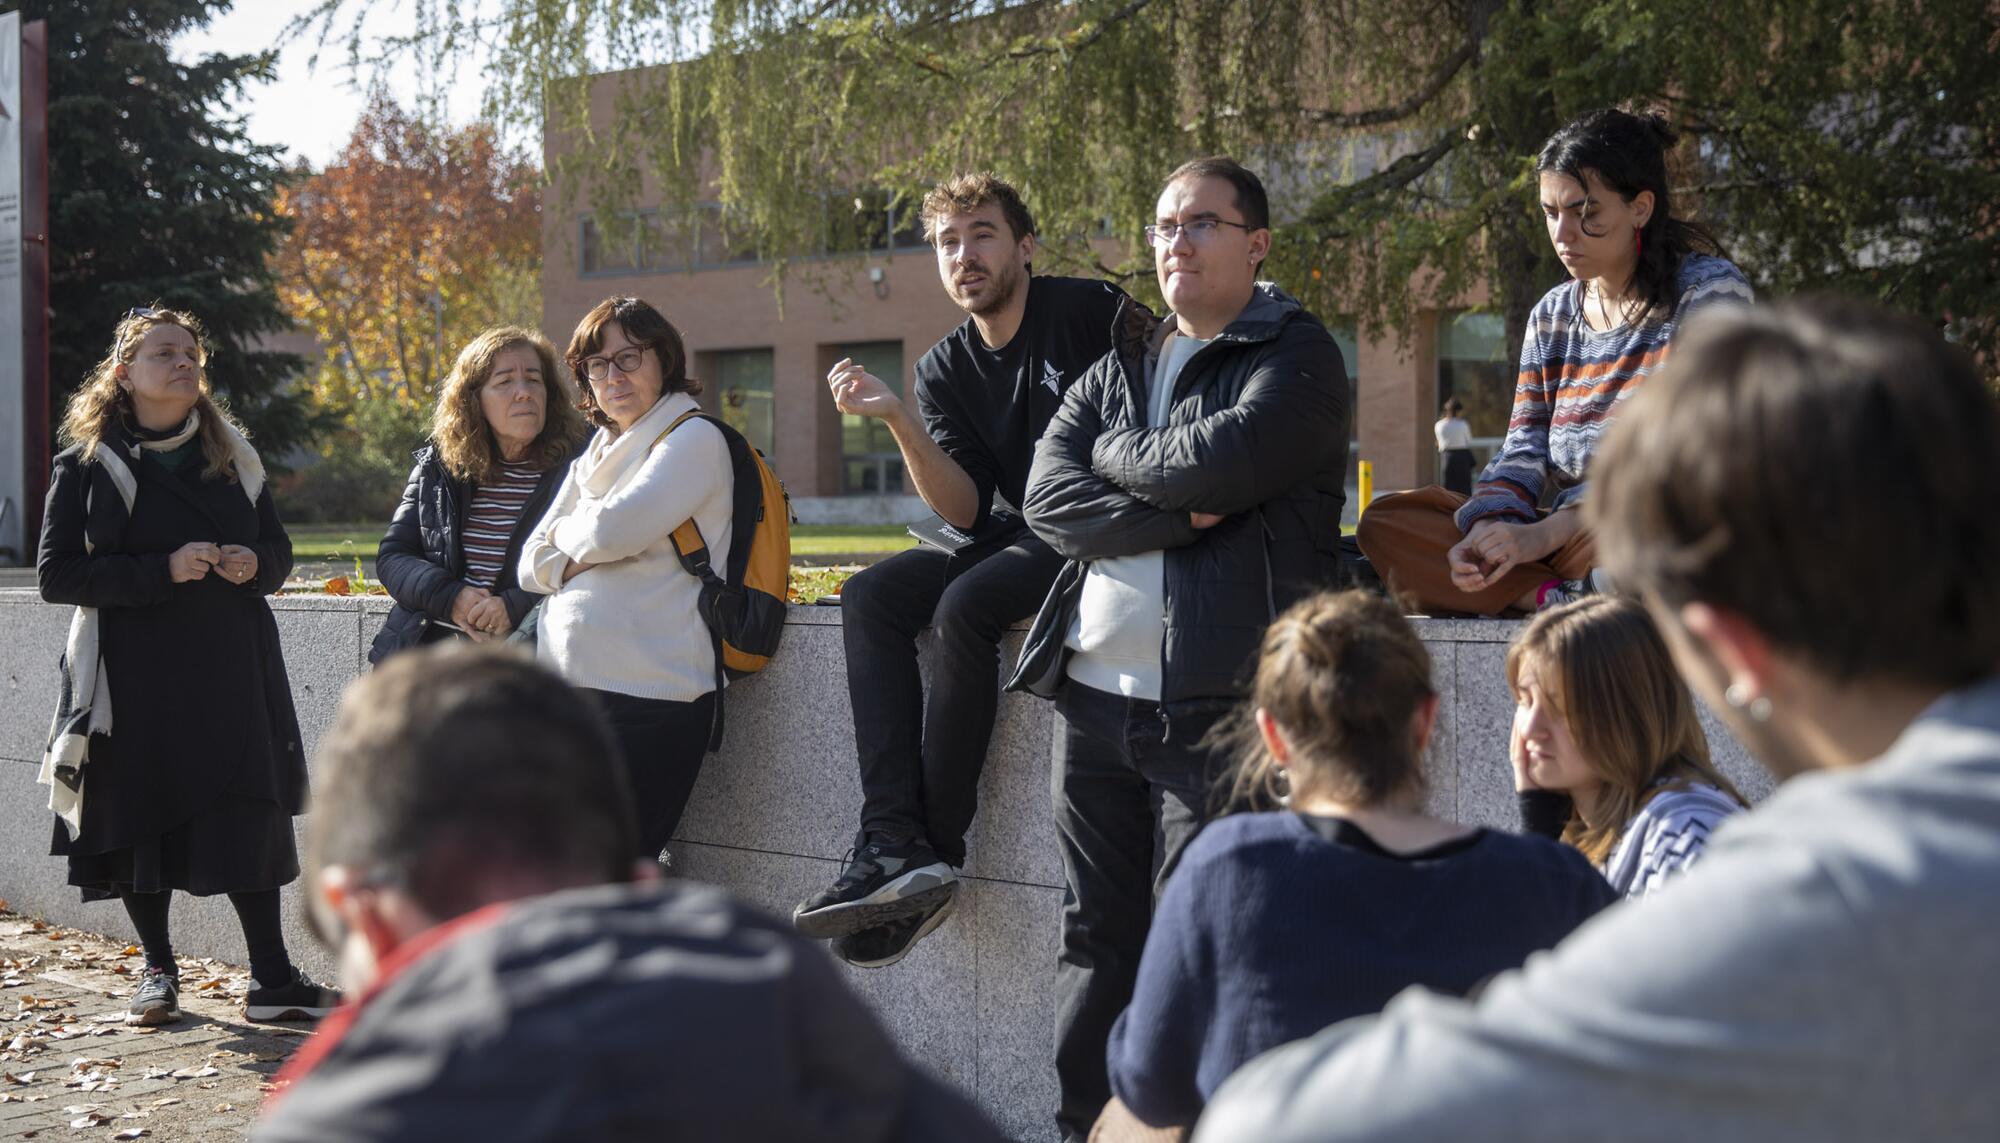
[462,460,544,591]
[1603,781,1745,899]
[1456,253,1754,531]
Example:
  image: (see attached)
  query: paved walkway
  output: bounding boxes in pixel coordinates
[0,902,307,1141]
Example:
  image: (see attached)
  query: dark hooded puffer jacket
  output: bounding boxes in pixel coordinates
[254,882,1010,1143]
[369,443,572,664]
[1012,282,1350,723]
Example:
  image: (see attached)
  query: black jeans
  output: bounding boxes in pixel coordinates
[1051,682,1228,1143]
[841,522,1064,867]
[582,688,718,860]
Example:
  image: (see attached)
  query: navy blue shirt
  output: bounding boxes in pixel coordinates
[1106,811,1617,1126]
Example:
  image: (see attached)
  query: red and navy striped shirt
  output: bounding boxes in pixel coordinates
[462,460,544,590]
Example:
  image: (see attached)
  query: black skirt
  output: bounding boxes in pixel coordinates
[53,789,300,902]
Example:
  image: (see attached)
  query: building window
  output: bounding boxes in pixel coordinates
[1437,310,1511,466]
[580,215,639,275]
[713,349,776,460]
[835,342,906,495]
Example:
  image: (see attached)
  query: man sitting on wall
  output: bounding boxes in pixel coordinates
[255,645,1005,1143]
[791,172,1130,967]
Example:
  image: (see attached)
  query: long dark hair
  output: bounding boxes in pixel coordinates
[1536,108,1729,319]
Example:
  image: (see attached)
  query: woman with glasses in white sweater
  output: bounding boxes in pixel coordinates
[519,296,734,867]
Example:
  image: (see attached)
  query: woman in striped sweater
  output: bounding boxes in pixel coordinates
[370,327,588,663]
[1508,595,1749,898]
[1359,108,1753,615]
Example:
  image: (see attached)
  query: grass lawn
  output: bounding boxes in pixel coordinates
[289,523,920,561]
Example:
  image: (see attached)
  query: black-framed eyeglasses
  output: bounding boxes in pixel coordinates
[581,346,647,382]
[1144,219,1256,247]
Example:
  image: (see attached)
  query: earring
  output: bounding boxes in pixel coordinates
[1724,682,1772,723]
[1635,228,1644,257]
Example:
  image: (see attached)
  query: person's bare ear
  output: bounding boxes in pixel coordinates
[1629,189,1656,231]
[1410,693,1442,757]
[1247,228,1271,269]
[1017,231,1037,265]
[1679,601,1772,708]
[317,865,401,964]
[1255,707,1293,768]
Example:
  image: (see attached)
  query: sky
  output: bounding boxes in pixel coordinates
[170,1,497,169]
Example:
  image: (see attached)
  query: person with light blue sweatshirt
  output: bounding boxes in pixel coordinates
[1195,299,2000,1142]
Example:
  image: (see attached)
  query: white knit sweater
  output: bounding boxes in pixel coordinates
[518,391,733,702]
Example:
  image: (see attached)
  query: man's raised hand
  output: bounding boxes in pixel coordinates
[826,357,903,420]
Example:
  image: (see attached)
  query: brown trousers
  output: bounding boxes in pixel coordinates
[1356,485,1597,616]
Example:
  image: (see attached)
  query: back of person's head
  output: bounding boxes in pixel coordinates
[309,645,637,924]
[1536,107,1725,315]
[1590,297,2000,691]
[1228,591,1434,811]
[1507,596,1742,862]
[1441,397,1465,418]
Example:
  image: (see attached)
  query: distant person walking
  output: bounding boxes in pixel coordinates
[1434,398,1473,495]
[1360,108,1752,615]
[370,326,587,663]
[37,306,336,1027]
[519,297,734,865]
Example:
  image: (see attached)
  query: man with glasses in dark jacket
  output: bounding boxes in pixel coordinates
[1013,156,1350,1141]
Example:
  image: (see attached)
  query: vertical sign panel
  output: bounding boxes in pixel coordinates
[0,11,23,563]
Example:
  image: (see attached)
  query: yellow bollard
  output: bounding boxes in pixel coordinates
[1357,460,1373,517]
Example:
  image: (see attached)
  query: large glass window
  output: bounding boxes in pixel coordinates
[835,342,906,495]
[579,215,638,275]
[713,349,776,460]
[1437,310,1513,462]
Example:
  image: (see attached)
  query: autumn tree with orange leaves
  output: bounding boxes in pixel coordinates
[275,93,542,417]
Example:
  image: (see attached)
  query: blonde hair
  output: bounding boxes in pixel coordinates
[59,306,246,481]
[1505,596,1746,863]
[431,326,587,484]
[1224,591,1436,813]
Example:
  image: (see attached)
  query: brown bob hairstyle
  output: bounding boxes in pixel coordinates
[431,326,588,485]
[564,296,700,431]
[1224,590,1436,813]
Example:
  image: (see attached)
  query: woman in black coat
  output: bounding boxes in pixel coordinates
[37,307,335,1027]
[370,326,587,663]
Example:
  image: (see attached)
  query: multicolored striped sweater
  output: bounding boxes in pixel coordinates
[1455,253,1754,531]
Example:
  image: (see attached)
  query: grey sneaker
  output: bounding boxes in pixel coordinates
[245,971,340,1022]
[792,836,957,939]
[832,884,960,969]
[127,966,180,1026]
[1537,567,1614,610]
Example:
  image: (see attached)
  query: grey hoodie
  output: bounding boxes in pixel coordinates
[1197,674,2000,1142]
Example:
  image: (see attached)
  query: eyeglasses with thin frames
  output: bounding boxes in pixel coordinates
[581,346,647,382]
[1144,218,1257,248]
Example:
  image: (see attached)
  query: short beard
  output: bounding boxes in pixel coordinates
[960,260,1025,318]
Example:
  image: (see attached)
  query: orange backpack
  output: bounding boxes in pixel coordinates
[656,409,793,748]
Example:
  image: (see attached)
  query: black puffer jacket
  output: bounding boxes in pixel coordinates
[369,443,572,664]
[1012,283,1350,721]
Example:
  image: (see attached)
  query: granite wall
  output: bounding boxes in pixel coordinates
[0,590,1768,1141]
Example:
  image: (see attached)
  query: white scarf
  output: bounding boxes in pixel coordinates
[40,410,265,840]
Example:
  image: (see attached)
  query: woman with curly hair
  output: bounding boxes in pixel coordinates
[370,326,587,662]
[37,306,335,1027]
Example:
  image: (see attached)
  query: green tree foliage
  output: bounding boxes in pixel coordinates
[17,0,310,453]
[302,0,2000,362]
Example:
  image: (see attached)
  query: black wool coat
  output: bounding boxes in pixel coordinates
[37,435,306,858]
[369,443,573,664]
